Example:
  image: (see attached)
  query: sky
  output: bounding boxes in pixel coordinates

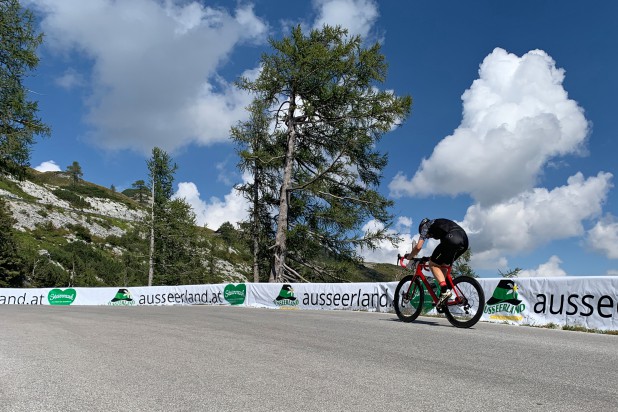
[20,0,618,277]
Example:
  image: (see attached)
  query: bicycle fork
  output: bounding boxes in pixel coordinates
[401,276,419,302]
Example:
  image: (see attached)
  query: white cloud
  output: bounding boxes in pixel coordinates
[312,0,379,39]
[173,182,249,231]
[358,219,413,264]
[586,215,618,259]
[395,216,412,230]
[29,0,267,154]
[462,172,612,266]
[519,255,567,277]
[389,48,589,206]
[34,160,61,172]
[215,159,234,186]
[386,47,611,271]
[358,217,441,264]
[55,67,85,90]
[469,250,509,272]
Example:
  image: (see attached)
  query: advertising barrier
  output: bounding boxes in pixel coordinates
[477,277,618,331]
[2,277,617,330]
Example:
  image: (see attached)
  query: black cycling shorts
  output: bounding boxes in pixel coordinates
[430,229,469,265]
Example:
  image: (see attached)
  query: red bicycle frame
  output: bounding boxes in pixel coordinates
[398,256,464,307]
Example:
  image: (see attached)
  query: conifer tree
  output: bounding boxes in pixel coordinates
[0,198,23,286]
[0,0,50,178]
[232,99,280,282]
[66,161,83,186]
[131,179,148,204]
[237,25,411,282]
[146,147,177,286]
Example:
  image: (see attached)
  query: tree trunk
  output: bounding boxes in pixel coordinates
[148,183,155,286]
[271,96,297,282]
[252,169,260,283]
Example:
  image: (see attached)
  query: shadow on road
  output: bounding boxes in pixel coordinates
[382,316,448,327]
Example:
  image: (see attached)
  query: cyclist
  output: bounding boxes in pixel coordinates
[404,218,469,306]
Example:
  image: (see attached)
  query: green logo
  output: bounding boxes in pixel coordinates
[274,284,299,307]
[224,284,246,305]
[108,288,136,306]
[48,288,77,305]
[484,280,526,320]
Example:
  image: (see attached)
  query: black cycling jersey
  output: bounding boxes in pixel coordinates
[419,218,464,241]
[420,218,469,265]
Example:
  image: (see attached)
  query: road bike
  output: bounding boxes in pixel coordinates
[393,254,485,328]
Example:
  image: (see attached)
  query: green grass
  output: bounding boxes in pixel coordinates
[28,169,139,209]
[525,322,617,335]
[562,325,618,335]
[0,177,40,201]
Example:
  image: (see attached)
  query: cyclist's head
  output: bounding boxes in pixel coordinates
[418,218,430,233]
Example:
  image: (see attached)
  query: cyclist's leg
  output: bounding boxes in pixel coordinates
[429,245,450,305]
[435,230,467,268]
[429,240,456,285]
[429,243,448,283]
[428,261,446,283]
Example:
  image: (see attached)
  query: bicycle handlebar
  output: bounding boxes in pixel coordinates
[397,254,429,268]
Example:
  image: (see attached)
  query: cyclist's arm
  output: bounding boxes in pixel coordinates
[405,238,424,259]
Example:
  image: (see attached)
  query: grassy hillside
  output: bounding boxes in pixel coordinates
[1,170,399,288]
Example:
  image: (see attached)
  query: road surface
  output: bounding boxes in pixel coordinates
[1,305,616,411]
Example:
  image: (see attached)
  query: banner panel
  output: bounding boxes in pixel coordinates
[248,282,396,312]
[0,285,233,307]
[477,277,618,330]
[2,277,617,330]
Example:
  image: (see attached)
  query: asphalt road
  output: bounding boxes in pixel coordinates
[1,305,616,411]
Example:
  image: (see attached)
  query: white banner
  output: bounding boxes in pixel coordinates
[477,277,618,331]
[248,282,394,312]
[2,277,617,330]
[0,285,230,307]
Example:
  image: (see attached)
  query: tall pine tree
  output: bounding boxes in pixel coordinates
[232,99,280,282]
[237,25,411,282]
[0,0,50,178]
[146,147,177,286]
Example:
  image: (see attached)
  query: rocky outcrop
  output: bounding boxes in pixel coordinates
[0,177,144,238]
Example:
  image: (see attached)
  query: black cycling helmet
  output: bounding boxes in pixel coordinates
[418,218,430,233]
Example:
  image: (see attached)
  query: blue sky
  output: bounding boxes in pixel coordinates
[22,0,618,277]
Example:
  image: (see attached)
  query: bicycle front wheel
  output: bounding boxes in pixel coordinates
[443,276,485,328]
[394,275,423,322]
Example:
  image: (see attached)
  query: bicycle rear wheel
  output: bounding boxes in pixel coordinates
[443,276,485,328]
[394,275,423,322]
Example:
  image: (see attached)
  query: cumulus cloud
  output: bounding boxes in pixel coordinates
[172,181,249,231]
[463,172,612,260]
[55,68,85,90]
[519,255,567,277]
[29,0,267,154]
[586,215,618,259]
[358,218,414,263]
[389,48,589,206]
[312,0,379,39]
[34,160,61,172]
[386,47,612,270]
[357,216,443,263]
